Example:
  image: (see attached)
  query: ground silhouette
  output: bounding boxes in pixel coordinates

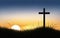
[0,27,60,38]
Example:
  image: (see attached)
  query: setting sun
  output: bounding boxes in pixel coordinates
[11,25,21,31]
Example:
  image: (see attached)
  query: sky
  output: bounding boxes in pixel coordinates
[0,0,60,31]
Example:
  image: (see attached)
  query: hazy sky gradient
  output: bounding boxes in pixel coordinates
[0,0,60,30]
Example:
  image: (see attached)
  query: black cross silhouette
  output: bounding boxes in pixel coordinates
[39,8,50,28]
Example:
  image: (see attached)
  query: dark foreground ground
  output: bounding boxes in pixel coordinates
[0,27,60,38]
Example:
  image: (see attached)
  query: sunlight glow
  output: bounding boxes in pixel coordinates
[11,25,21,31]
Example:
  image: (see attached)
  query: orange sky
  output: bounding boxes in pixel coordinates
[0,15,60,31]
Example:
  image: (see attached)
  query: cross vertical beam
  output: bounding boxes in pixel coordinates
[43,8,45,28]
[39,8,50,28]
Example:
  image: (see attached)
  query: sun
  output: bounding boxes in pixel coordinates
[11,24,21,31]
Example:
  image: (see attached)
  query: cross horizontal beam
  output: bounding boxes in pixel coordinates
[39,12,50,14]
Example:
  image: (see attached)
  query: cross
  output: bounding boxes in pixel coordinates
[39,8,50,28]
